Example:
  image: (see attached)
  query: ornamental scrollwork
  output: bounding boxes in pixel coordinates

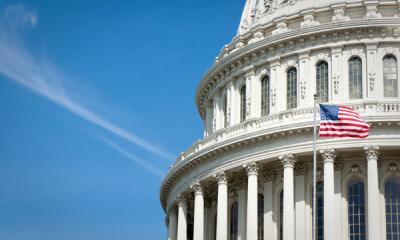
[279,154,296,168]
[214,171,228,185]
[300,14,319,28]
[272,21,288,35]
[332,8,350,22]
[364,145,380,161]
[369,72,376,92]
[300,81,306,99]
[243,162,259,176]
[190,181,203,195]
[320,149,336,163]
[333,74,340,94]
[365,5,382,19]
[271,88,277,106]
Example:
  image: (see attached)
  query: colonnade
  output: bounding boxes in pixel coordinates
[167,146,380,240]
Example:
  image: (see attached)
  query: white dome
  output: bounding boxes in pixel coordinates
[162,1,400,240]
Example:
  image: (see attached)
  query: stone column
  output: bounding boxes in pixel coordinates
[244,162,259,240]
[320,149,336,240]
[215,171,228,240]
[176,195,187,240]
[279,154,296,240]
[294,162,307,240]
[191,182,204,240]
[167,208,178,240]
[364,145,381,240]
[262,169,275,240]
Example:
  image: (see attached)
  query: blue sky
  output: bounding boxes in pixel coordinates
[0,1,244,239]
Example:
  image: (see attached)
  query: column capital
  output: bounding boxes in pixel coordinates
[279,154,296,168]
[176,194,186,208]
[364,145,380,161]
[320,149,336,163]
[243,162,259,176]
[191,181,203,196]
[214,171,228,185]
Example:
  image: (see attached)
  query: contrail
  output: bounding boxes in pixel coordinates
[0,6,175,170]
[101,138,165,178]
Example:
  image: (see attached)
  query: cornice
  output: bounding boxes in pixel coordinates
[160,118,400,211]
[196,19,400,119]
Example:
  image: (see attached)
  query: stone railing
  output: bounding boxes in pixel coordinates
[174,100,400,166]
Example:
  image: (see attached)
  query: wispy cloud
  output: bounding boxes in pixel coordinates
[0,5,173,175]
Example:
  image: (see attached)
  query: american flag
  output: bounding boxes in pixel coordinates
[319,104,370,138]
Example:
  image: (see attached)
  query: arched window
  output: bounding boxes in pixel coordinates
[316,182,324,240]
[348,57,363,99]
[316,61,329,102]
[258,193,264,240]
[287,67,297,110]
[230,201,239,240]
[240,85,246,122]
[261,76,270,116]
[383,55,398,98]
[348,181,366,240]
[279,190,283,240]
[385,180,400,239]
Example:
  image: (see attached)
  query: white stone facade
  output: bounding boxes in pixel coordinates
[161,1,400,240]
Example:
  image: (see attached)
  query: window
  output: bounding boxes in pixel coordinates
[230,202,239,240]
[348,181,366,240]
[279,190,283,240]
[261,76,270,116]
[383,55,398,98]
[287,67,297,110]
[258,193,264,240]
[349,57,363,99]
[240,86,246,122]
[385,180,400,240]
[316,61,329,102]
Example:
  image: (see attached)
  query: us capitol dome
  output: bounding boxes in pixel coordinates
[160,0,400,240]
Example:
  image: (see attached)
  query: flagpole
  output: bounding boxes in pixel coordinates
[312,94,317,240]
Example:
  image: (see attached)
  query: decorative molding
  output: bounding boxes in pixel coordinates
[243,162,259,176]
[320,149,336,164]
[388,163,399,173]
[333,74,340,94]
[334,159,344,171]
[272,21,288,35]
[214,171,228,185]
[365,4,382,19]
[300,81,307,99]
[271,88,277,106]
[364,145,380,161]
[190,181,203,196]
[350,164,361,175]
[369,72,376,92]
[301,14,319,28]
[261,167,276,181]
[176,194,186,207]
[332,8,350,22]
[279,154,296,168]
[294,161,308,175]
